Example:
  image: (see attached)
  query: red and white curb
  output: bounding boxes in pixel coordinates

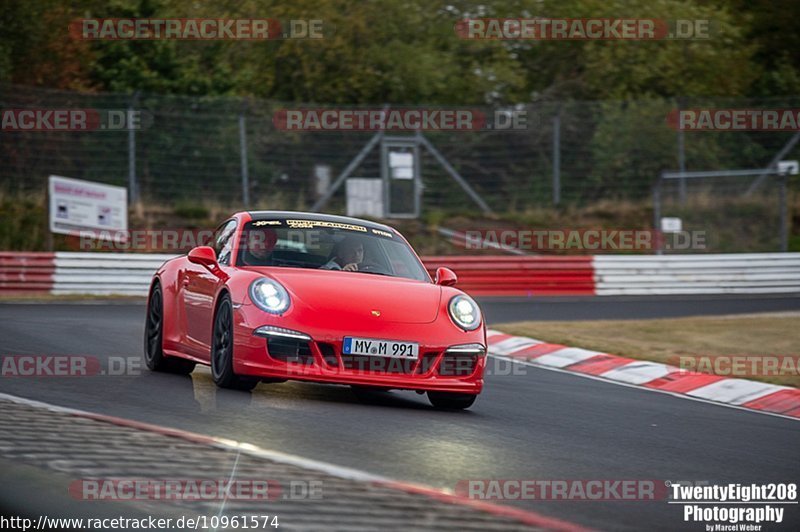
[487,330,800,421]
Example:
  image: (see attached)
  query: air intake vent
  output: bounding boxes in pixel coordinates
[318,343,339,367]
[267,337,313,364]
[439,353,478,376]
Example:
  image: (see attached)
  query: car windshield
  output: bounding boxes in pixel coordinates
[236,219,429,282]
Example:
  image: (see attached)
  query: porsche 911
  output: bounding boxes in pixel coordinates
[144,211,486,409]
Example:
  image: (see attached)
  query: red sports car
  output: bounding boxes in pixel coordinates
[144,211,486,409]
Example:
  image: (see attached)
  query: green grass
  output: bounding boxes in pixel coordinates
[497,314,800,388]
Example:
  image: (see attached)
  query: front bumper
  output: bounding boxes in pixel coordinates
[233,320,486,394]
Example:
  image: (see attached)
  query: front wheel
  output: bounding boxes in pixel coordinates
[427,391,477,410]
[211,294,258,391]
[144,283,195,375]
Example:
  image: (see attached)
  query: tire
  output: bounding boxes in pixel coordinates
[211,294,258,391]
[427,391,477,410]
[144,283,196,375]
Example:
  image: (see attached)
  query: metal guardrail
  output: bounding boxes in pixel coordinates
[2,252,800,296]
[424,256,595,296]
[51,253,596,296]
[0,252,55,292]
[53,252,175,295]
[594,253,800,295]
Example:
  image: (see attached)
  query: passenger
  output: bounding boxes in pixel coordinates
[240,228,277,265]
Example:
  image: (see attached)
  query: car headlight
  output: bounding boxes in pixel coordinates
[448,295,481,331]
[249,278,290,314]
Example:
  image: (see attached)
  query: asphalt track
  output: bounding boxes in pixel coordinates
[1,297,799,531]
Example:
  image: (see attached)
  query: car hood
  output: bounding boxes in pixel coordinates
[249,268,441,324]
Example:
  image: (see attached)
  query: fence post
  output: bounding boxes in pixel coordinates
[779,174,788,252]
[676,98,686,205]
[552,107,561,206]
[653,179,663,255]
[128,91,139,205]
[745,131,800,196]
[239,112,250,207]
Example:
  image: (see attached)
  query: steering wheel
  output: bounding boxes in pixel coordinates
[359,262,387,274]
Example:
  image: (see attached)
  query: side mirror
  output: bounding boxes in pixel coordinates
[188,246,219,268]
[435,267,457,287]
[188,246,229,281]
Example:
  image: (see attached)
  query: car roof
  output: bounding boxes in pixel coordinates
[244,211,396,233]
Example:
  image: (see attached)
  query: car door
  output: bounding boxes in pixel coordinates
[182,219,237,357]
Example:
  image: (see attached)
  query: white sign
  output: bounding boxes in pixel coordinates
[389,151,414,180]
[346,178,383,218]
[660,217,683,233]
[49,175,127,239]
[777,160,798,176]
[314,164,331,197]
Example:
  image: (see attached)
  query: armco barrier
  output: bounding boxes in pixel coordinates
[1,252,799,297]
[594,253,800,295]
[50,253,596,296]
[0,252,55,293]
[53,252,176,295]
[423,256,595,296]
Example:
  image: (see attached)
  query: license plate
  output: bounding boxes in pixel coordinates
[342,337,419,360]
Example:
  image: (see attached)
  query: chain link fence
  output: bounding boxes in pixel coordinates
[655,171,790,253]
[1,84,798,251]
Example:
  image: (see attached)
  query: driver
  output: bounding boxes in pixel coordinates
[321,235,364,271]
[240,227,278,266]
